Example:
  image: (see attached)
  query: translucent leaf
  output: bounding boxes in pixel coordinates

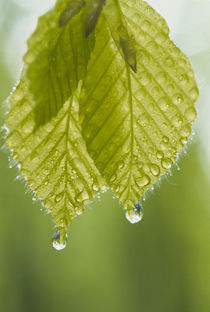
[6,73,105,233]
[59,0,85,28]
[84,0,105,37]
[80,0,199,215]
[24,0,95,126]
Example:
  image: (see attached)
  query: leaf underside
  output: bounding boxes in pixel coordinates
[6,0,199,233]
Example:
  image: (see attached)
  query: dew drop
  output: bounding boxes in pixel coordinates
[55,192,64,203]
[24,52,35,64]
[189,87,199,101]
[92,183,99,192]
[125,201,144,224]
[172,114,183,128]
[156,150,164,159]
[75,189,89,204]
[52,229,67,251]
[135,175,150,187]
[75,206,84,215]
[184,107,197,122]
[161,158,173,169]
[150,164,160,176]
[180,125,191,138]
[172,93,184,105]
[158,97,169,111]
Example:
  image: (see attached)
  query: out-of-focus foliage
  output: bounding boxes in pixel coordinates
[0,0,209,312]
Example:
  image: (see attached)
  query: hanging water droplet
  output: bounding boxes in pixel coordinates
[125,201,144,224]
[52,229,67,251]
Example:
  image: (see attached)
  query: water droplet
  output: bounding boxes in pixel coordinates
[158,97,169,111]
[52,229,67,251]
[75,189,89,204]
[163,136,169,144]
[184,107,197,122]
[150,164,160,176]
[55,192,64,203]
[156,150,164,159]
[172,114,183,128]
[189,87,199,100]
[24,52,35,64]
[161,158,173,169]
[125,201,144,224]
[179,74,188,84]
[135,175,150,187]
[180,125,191,138]
[172,93,184,105]
[75,206,84,215]
[92,184,99,192]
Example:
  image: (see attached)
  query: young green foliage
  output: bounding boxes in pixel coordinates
[24,0,95,126]
[80,0,199,215]
[6,73,105,234]
[6,0,198,244]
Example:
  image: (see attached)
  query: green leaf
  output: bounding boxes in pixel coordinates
[6,73,105,238]
[6,0,199,245]
[80,0,199,218]
[59,0,85,28]
[84,0,105,37]
[24,0,95,126]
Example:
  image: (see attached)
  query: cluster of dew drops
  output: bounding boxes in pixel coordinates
[52,199,144,251]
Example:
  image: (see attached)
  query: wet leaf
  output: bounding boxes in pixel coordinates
[80,0,199,215]
[6,73,105,234]
[6,0,199,242]
[24,0,95,126]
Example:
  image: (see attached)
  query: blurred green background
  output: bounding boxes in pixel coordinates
[0,0,209,311]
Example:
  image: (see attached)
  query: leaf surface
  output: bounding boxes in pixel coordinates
[24,0,95,126]
[80,0,199,214]
[6,74,105,234]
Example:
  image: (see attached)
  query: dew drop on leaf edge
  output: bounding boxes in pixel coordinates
[125,201,144,224]
[52,229,68,251]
